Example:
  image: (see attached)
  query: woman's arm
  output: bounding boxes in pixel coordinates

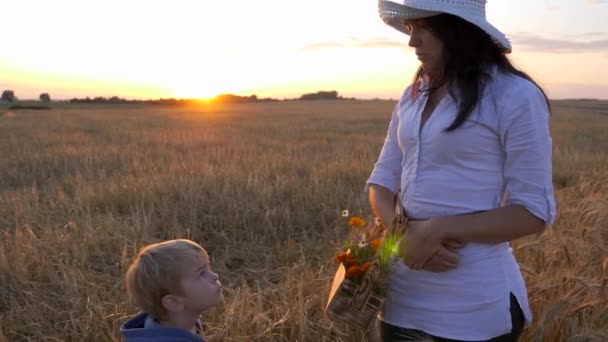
[368,184,397,230]
[424,205,545,244]
[401,206,545,269]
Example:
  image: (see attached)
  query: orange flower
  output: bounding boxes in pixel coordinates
[337,252,358,267]
[336,252,349,263]
[345,254,357,268]
[370,239,381,250]
[361,261,373,272]
[345,265,365,278]
[348,216,365,228]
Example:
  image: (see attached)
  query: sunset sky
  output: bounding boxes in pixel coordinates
[1,0,607,100]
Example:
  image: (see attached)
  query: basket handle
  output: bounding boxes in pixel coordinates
[390,190,408,236]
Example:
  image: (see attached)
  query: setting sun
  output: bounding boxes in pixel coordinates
[172,84,224,101]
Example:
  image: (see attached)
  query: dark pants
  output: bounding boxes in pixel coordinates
[382,293,525,342]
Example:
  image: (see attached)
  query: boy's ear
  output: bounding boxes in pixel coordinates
[161,294,184,313]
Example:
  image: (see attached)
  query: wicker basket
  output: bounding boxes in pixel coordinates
[325,260,385,329]
[325,198,408,329]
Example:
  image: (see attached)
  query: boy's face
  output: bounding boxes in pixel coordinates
[178,252,224,313]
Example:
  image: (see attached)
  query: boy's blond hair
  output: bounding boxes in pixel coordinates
[125,239,208,320]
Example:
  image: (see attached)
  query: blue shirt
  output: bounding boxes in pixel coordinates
[121,313,206,342]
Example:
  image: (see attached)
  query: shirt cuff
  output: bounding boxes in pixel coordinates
[506,185,556,225]
[363,177,399,194]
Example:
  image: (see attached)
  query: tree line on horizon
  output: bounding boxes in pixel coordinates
[1,89,356,105]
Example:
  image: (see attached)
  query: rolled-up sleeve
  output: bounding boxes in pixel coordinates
[365,102,403,194]
[499,85,556,224]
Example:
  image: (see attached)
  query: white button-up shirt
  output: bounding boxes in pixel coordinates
[366,66,556,340]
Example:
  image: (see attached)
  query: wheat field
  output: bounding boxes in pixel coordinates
[0,100,607,341]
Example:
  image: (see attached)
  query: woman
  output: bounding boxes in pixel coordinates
[366,1,556,341]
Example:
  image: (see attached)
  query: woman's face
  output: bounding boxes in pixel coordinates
[405,19,445,77]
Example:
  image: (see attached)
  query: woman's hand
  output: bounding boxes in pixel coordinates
[421,240,465,272]
[401,218,459,271]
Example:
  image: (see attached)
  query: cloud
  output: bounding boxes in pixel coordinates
[545,4,559,12]
[568,32,607,39]
[303,34,608,54]
[302,42,346,50]
[510,33,608,53]
[546,83,608,100]
[358,38,407,49]
[302,37,404,50]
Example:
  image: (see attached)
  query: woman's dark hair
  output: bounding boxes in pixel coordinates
[414,14,551,132]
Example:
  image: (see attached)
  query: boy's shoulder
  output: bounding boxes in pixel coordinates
[120,313,206,342]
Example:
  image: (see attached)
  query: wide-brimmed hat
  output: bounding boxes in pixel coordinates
[379,0,512,53]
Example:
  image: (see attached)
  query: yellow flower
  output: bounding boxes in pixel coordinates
[348,216,365,228]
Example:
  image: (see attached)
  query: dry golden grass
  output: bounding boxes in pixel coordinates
[0,100,606,341]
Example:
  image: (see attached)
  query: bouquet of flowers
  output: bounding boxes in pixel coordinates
[325,208,408,329]
[334,212,385,282]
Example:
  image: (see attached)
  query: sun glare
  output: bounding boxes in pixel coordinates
[173,86,221,100]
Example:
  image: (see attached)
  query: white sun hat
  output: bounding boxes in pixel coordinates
[379,0,512,53]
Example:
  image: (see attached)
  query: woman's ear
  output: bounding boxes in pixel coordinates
[161,294,184,313]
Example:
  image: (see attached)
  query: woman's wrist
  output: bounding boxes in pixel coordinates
[429,216,450,241]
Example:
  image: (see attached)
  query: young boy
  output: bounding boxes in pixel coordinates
[120,239,224,342]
